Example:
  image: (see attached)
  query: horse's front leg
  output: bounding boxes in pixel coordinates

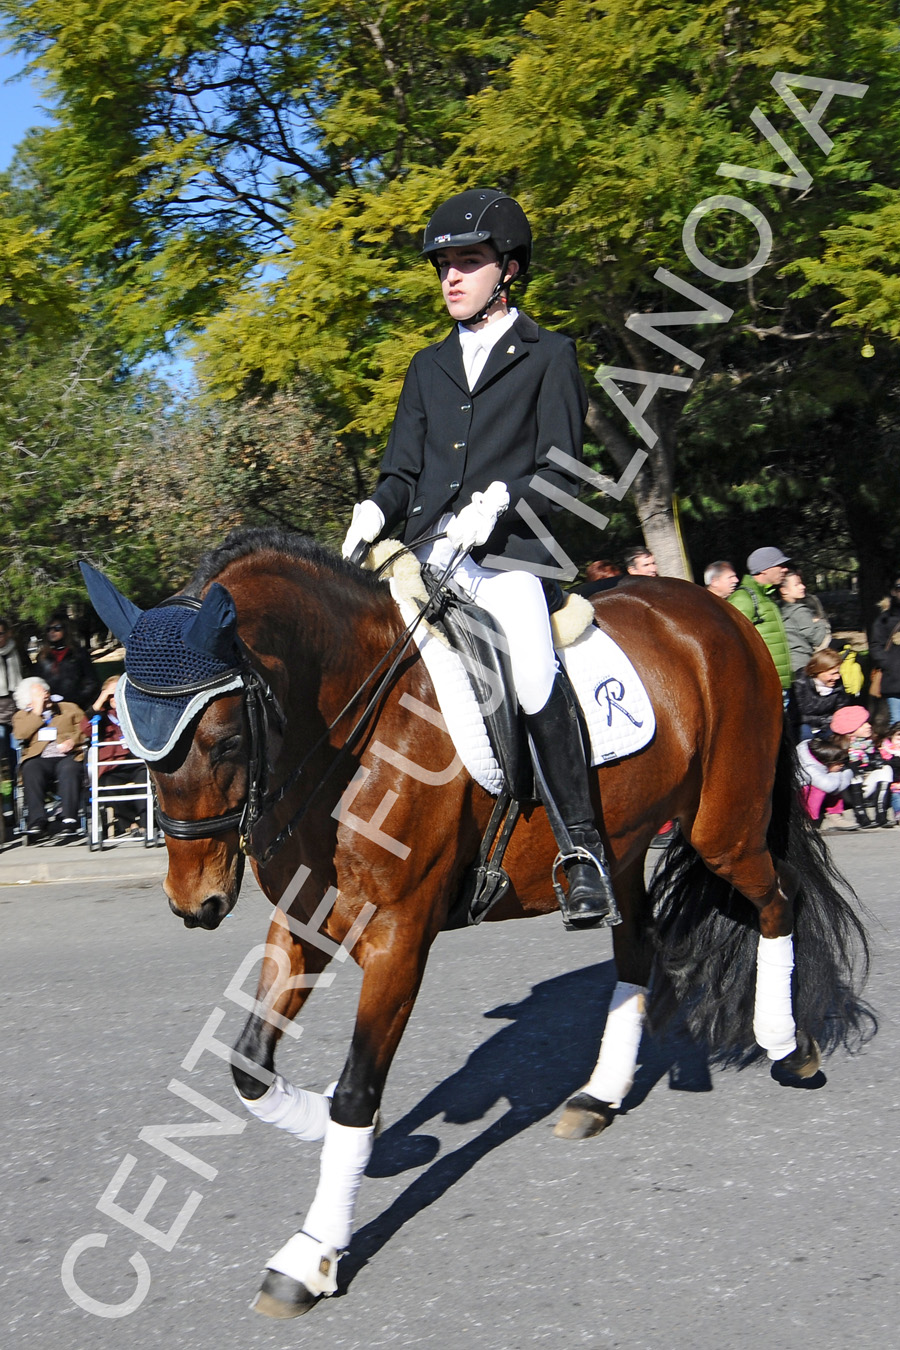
[253,912,431,1319]
[555,855,652,1141]
[231,909,335,1137]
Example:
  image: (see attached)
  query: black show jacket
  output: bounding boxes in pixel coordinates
[371,312,588,568]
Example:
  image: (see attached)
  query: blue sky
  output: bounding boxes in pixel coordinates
[0,47,51,170]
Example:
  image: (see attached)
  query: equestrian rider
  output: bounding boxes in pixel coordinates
[342,188,616,928]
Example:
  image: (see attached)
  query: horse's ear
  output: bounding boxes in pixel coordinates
[79,562,144,644]
[182,583,240,664]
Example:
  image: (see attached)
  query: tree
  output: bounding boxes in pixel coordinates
[0,335,173,624]
[4,1,899,581]
[105,386,360,580]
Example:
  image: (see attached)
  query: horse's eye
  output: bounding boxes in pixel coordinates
[211,735,243,765]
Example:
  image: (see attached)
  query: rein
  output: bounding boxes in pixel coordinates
[152,540,464,865]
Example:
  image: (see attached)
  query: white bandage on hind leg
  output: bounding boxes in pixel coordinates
[236,1073,331,1142]
[582,982,647,1109]
[753,934,797,1060]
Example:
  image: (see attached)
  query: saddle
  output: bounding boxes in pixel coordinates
[362,542,653,928]
[426,579,534,802]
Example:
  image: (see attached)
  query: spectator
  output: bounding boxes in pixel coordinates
[576,559,622,598]
[778,569,831,677]
[797,736,854,830]
[877,725,900,825]
[12,676,85,844]
[793,649,857,739]
[728,547,792,700]
[623,547,657,577]
[831,705,892,829]
[870,576,900,723]
[36,616,99,711]
[704,561,738,598]
[0,616,26,834]
[83,676,147,835]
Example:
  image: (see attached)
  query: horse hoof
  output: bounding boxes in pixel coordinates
[251,1270,321,1319]
[773,1034,822,1082]
[553,1093,616,1140]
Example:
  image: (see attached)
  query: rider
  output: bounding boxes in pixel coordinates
[341,187,616,928]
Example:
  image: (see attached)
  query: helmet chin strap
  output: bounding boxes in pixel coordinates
[460,253,513,325]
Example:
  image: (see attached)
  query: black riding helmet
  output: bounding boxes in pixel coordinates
[422,190,532,322]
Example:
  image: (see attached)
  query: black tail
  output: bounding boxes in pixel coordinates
[648,728,876,1065]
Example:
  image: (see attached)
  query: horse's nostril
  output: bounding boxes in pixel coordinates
[198,893,231,930]
[168,893,229,929]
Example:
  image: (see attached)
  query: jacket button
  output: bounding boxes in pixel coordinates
[453,441,466,450]
[460,403,471,411]
[450,481,460,490]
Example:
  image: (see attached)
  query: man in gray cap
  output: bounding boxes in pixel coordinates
[729,547,793,698]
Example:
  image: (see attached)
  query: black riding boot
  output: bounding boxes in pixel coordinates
[525,674,620,929]
[847,782,875,829]
[874,781,893,828]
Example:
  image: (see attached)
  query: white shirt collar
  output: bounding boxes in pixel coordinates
[457,308,519,389]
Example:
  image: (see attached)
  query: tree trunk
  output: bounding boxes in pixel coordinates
[585,395,687,579]
[631,477,686,578]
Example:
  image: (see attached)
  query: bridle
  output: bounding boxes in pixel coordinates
[150,536,463,867]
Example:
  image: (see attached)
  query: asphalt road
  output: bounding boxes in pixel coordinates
[2,833,898,1350]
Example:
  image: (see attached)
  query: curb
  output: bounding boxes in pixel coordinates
[0,840,168,886]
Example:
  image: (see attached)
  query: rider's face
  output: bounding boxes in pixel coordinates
[436,244,517,326]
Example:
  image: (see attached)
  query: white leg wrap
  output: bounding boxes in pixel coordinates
[266,1118,375,1294]
[753,934,797,1060]
[264,1231,342,1298]
[237,1074,332,1142]
[582,982,647,1109]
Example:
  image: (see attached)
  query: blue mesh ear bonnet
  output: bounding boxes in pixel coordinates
[116,599,244,761]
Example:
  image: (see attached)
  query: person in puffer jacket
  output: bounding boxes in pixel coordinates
[797,737,854,827]
[729,546,793,699]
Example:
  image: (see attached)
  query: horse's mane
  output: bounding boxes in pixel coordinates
[182,527,386,598]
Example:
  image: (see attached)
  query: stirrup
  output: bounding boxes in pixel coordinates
[551,847,621,930]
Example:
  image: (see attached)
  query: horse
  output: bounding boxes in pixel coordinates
[80,528,871,1320]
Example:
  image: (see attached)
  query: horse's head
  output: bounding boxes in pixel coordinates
[80,563,280,930]
[151,688,250,929]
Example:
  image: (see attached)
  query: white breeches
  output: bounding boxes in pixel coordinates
[416,528,557,715]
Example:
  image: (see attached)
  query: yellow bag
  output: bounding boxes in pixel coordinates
[839,646,864,696]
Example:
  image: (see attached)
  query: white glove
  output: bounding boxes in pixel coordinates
[341,500,385,560]
[445,481,510,552]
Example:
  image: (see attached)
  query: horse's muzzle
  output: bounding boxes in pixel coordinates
[168,892,234,930]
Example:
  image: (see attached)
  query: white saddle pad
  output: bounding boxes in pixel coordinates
[391,586,655,795]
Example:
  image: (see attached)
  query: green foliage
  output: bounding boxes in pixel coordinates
[3,0,899,591]
[106,386,362,581]
[0,335,172,623]
[1,0,535,354]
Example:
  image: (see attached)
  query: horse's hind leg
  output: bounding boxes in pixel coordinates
[231,908,335,1137]
[555,856,652,1141]
[689,820,819,1079]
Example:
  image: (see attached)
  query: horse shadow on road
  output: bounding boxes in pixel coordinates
[341,959,712,1290]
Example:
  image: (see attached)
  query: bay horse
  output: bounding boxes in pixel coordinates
[81,529,871,1319]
